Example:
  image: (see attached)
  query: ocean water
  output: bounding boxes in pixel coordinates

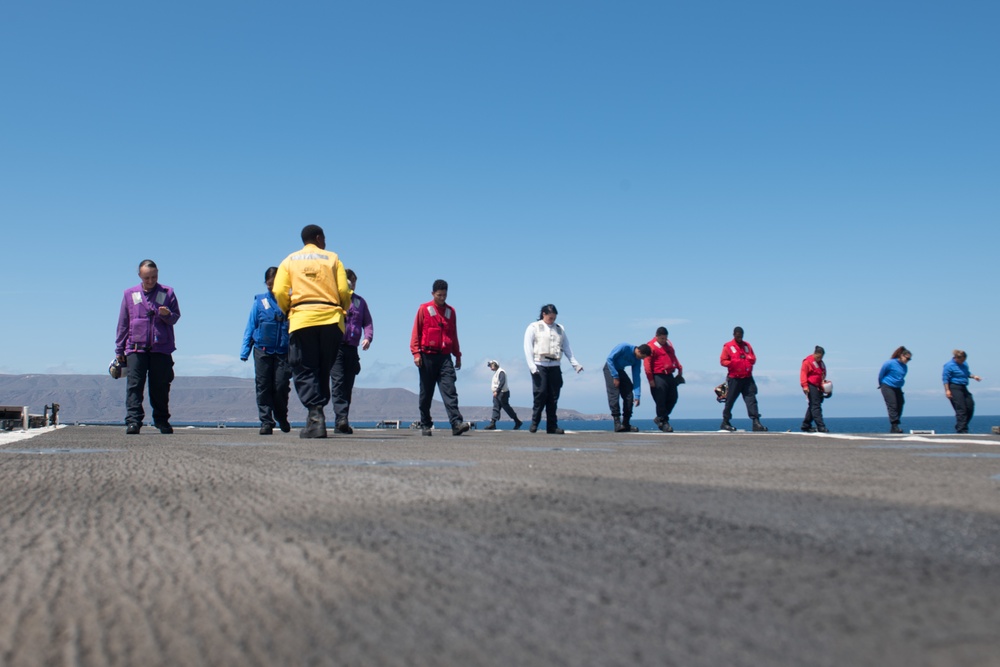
[559,416,1000,435]
[458,416,999,434]
[142,415,1000,435]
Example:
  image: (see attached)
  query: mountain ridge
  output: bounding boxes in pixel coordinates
[0,374,596,424]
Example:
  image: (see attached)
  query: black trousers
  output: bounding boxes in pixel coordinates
[491,391,519,422]
[531,365,563,431]
[880,384,904,426]
[331,343,361,425]
[253,347,291,426]
[651,373,678,423]
[288,324,343,409]
[125,352,174,426]
[948,383,975,432]
[604,364,634,423]
[723,376,760,421]
[802,384,826,428]
[418,353,463,428]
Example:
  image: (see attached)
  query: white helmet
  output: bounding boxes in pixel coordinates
[822,380,833,396]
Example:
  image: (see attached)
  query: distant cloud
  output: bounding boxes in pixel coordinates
[1,361,90,375]
[831,366,887,372]
[906,387,956,399]
[754,368,800,379]
[355,360,415,387]
[174,354,251,378]
[43,362,81,374]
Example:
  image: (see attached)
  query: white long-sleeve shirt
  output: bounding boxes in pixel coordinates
[524,321,582,374]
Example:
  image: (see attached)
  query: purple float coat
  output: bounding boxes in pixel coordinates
[342,292,373,348]
[115,283,181,356]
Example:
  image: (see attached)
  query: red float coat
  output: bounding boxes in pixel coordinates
[720,338,756,379]
[410,300,461,361]
[643,337,682,382]
[800,355,826,388]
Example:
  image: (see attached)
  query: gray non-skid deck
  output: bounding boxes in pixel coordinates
[2,426,999,667]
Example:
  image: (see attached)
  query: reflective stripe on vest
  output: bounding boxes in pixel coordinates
[427,305,451,319]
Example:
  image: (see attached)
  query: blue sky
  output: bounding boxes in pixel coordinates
[1,1,997,419]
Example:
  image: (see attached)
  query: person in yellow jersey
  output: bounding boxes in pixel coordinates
[273,225,352,438]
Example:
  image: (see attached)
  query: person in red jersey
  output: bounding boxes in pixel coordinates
[644,327,683,433]
[720,326,767,432]
[410,279,470,437]
[800,346,829,433]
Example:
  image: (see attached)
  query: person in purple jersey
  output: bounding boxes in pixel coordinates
[330,269,374,434]
[115,259,180,435]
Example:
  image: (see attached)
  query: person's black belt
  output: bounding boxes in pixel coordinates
[296,300,339,307]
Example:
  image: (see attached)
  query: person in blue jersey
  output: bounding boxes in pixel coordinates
[877,346,912,433]
[604,343,652,432]
[942,350,982,434]
[241,267,292,435]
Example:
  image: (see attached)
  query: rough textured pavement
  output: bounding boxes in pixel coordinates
[1,425,999,667]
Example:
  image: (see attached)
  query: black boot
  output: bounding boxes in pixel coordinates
[484,421,497,430]
[300,406,327,438]
[720,420,736,432]
[752,419,768,432]
[513,419,523,430]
